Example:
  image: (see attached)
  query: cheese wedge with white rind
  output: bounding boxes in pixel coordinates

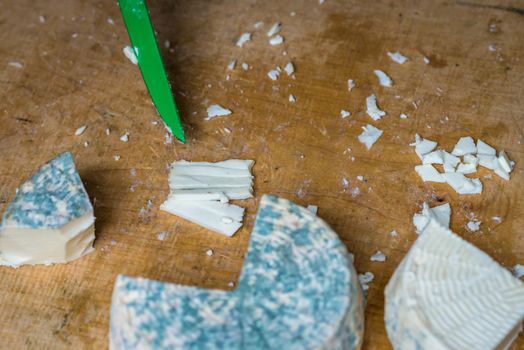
[111,195,365,349]
[385,219,524,350]
[0,152,95,266]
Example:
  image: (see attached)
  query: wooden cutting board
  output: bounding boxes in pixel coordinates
[1,0,523,348]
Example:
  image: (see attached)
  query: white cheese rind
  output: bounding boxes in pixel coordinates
[385,218,524,350]
[111,195,365,350]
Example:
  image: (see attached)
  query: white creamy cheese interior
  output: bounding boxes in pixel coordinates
[386,212,524,350]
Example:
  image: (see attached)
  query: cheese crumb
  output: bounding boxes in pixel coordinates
[358,272,374,290]
[387,51,409,64]
[120,132,129,142]
[206,249,214,256]
[267,68,280,81]
[157,231,167,241]
[288,94,296,103]
[466,220,481,232]
[374,69,393,87]
[267,22,281,37]
[227,60,237,70]
[75,125,87,136]
[390,229,398,237]
[357,175,365,181]
[306,205,318,214]
[114,154,121,161]
[366,95,386,120]
[347,79,355,91]
[400,113,408,119]
[284,62,294,76]
[269,35,284,45]
[241,63,249,70]
[123,46,138,65]
[236,32,251,48]
[8,61,23,69]
[370,251,386,262]
[358,124,383,150]
[423,56,430,64]
[340,110,350,118]
[206,104,232,119]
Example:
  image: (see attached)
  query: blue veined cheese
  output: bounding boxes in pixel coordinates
[0,152,95,266]
[111,195,364,349]
[385,219,524,350]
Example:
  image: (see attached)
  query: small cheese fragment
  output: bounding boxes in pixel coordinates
[463,154,478,165]
[451,136,477,156]
[366,95,386,120]
[112,195,365,350]
[284,62,294,75]
[123,46,138,64]
[75,125,87,136]
[340,110,350,118]
[241,63,249,70]
[422,150,444,165]
[374,70,393,87]
[227,60,236,70]
[456,162,477,174]
[513,264,524,279]
[442,172,482,194]
[206,104,232,119]
[161,160,254,237]
[267,68,280,80]
[236,32,251,48]
[385,218,524,350]
[415,164,445,183]
[410,134,438,159]
[466,219,481,232]
[387,51,409,64]
[0,152,95,266]
[348,79,355,91]
[119,132,129,142]
[477,139,496,155]
[359,272,374,291]
[400,113,408,119]
[412,202,451,235]
[267,22,281,36]
[269,35,284,45]
[370,251,386,262]
[478,154,497,170]
[288,94,296,103]
[498,150,513,173]
[358,124,383,150]
[306,204,318,214]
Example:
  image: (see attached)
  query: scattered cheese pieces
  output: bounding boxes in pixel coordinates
[374,70,393,87]
[236,32,251,48]
[269,35,284,45]
[387,51,409,64]
[340,110,350,118]
[366,95,386,121]
[284,62,294,76]
[227,60,237,70]
[347,79,355,91]
[206,104,232,119]
[466,220,481,232]
[415,164,445,183]
[75,125,87,136]
[370,251,386,262]
[267,22,281,37]
[413,202,451,235]
[358,272,374,291]
[123,46,138,65]
[451,136,477,156]
[410,134,438,159]
[267,68,280,81]
[358,124,383,150]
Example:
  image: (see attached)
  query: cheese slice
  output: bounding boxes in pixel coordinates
[161,159,254,236]
[0,152,95,266]
[111,195,365,349]
[385,218,524,350]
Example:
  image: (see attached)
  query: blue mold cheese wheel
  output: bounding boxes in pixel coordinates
[110,194,364,349]
[385,219,524,350]
[0,152,95,266]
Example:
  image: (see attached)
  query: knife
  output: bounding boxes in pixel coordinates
[118,0,185,142]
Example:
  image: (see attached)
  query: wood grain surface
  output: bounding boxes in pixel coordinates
[1,0,524,348]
